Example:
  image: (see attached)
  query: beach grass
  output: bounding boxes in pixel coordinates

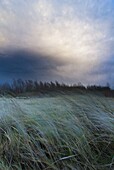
[0,93,114,170]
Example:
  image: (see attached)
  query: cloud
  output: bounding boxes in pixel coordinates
[0,0,114,85]
[0,49,64,82]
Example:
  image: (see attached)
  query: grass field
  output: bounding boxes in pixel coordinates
[0,93,114,170]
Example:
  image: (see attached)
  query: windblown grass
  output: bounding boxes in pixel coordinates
[0,94,114,170]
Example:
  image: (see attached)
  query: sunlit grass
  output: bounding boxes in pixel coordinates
[0,94,114,170]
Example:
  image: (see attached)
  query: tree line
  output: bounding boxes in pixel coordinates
[0,79,113,96]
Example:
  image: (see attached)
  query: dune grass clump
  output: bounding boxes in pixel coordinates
[0,94,114,170]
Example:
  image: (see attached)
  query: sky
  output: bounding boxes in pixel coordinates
[0,0,114,86]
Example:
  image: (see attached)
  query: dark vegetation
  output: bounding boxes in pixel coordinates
[0,79,113,97]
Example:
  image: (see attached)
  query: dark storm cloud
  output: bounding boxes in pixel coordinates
[0,49,63,82]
